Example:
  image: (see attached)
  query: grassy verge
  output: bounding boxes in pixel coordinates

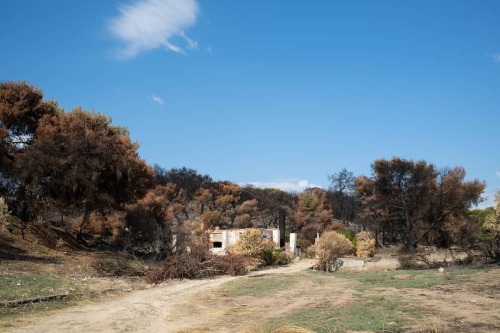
[0,274,71,302]
[219,274,301,298]
[332,268,473,292]
[231,268,481,333]
[0,273,80,329]
[268,302,405,332]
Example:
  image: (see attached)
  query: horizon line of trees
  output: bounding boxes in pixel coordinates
[1,81,495,257]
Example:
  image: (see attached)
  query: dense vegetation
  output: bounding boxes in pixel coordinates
[1,81,498,265]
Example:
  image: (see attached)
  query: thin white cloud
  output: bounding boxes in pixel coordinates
[242,179,323,193]
[179,31,199,50]
[489,54,500,62]
[150,94,164,105]
[108,0,199,59]
[496,171,500,179]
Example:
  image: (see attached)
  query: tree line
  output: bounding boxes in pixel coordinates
[1,81,496,258]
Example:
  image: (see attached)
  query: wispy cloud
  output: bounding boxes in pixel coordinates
[180,31,199,50]
[489,54,500,62]
[241,179,323,193]
[108,0,199,59]
[496,171,500,179]
[150,94,164,105]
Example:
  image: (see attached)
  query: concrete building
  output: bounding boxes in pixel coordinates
[209,228,297,256]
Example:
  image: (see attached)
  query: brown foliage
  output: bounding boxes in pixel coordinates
[330,222,346,231]
[92,257,146,277]
[355,157,485,250]
[294,188,333,244]
[0,81,58,212]
[199,210,223,229]
[194,181,244,228]
[208,254,247,276]
[0,81,57,153]
[86,211,108,238]
[144,248,246,282]
[144,250,208,281]
[122,183,189,250]
[154,166,212,203]
[233,199,258,228]
[234,214,254,228]
[16,108,154,236]
[241,186,296,230]
[194,182,268,229]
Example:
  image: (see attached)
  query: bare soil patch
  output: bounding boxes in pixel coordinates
[1,224,499,332]
[4,260,498,333]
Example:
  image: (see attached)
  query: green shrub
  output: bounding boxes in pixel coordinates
[336,229,357,248]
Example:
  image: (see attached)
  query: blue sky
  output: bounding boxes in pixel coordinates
[1,0,499,205]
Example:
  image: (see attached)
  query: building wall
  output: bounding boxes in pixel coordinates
[209,228,297,256]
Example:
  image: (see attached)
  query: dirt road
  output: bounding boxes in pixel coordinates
[6,259,314,333]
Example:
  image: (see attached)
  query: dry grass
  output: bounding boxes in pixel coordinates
[180,266,499,333]
[1,219,499,333]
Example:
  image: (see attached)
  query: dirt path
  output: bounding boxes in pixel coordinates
[6,259,314,333]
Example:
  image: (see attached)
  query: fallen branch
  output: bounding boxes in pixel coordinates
[0,286,137,309]
[0,294,68,308]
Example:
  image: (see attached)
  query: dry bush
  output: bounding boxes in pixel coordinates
[86,211,108,238]
[108,212,126,242]
[298,237,313,251]
[355,231,376,257]
[263,249,291,266]
[208,254,247,276]
[309,231,353,272]
[144,250,246,282]
[330,222,346,231]
[228,228,276,259]
[183,219,209,250]
[483,192,500,259]
[397,254,427,269]
[199,211,222,229]
[92,258,146,277]
[0,197,10,219]
[145,220,246,282]
[124,204,162,245]
[145,250,207,282]
[485,192,500,229]
[0,197,12,232]
[234,214,254,228]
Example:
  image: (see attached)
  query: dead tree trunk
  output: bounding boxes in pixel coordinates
[278,209,286,247]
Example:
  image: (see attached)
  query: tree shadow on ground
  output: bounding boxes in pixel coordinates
[0,233,61,263]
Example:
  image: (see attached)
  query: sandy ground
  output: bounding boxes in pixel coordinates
[5,259,315,333]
